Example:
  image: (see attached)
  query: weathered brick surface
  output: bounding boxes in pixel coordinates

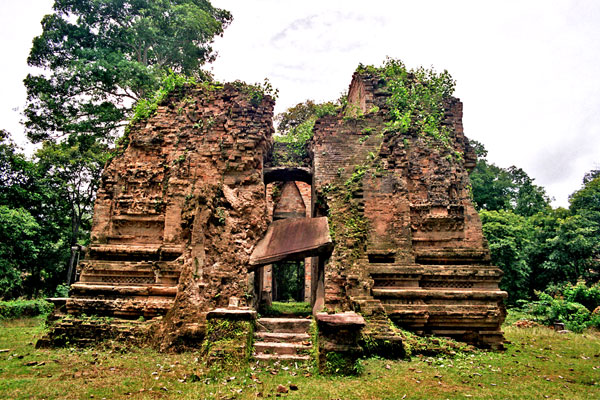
[69,83,274,348]
[311,71,506,348]
[61,69,505,351]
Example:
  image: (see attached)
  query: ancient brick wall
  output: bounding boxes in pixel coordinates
[311,71,506,348]
[70,82,274,348]
[65,67,506,351]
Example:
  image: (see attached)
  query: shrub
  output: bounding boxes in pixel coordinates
[561,282,600,312]
[525,289,598,332]
[0,299,53,319]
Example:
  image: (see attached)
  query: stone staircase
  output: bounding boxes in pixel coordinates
[254,317,312,362]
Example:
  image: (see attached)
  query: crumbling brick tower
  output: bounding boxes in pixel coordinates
[62,63,506,351]
[311,68,507,349]
[68,82,274,347]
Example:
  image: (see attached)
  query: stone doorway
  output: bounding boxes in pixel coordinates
[272,260,305,302]
[249,167,332,313]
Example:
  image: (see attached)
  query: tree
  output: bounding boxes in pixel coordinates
[570,175,600,221]
[470,159,514,211]
[468,139,488,159]
[22,0,232,289]
[0,131,70,299]
[480,210,532,304]
[25,0,232,142]
[469,140,549,216]
[275,100,339,137]
[35,135,109,283]
[506,166,550,217]
[583,167,600,185]
[543,214,598,284]
[0,130,34,207]
[273,100,339,165]
[568,175,600,281]
[0,206,41,299]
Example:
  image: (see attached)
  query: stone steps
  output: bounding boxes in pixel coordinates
[254,342,308,355]
[254,317,312,363]
[253,353,311,362]
[256,317,311,333]
[255,332,310,342]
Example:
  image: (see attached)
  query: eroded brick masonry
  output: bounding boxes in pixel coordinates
[58,68,506,350]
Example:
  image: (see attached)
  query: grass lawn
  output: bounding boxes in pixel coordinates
[260,301,312,317]
[0,315,599,399]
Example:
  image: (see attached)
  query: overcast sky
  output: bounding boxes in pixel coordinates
[1,0,599,208]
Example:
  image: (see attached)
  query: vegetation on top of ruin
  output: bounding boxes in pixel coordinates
[130,71,207,124]
[130,73,279,126]
[110,73,278,165]
[272,100,339,166]
[355,58,462,160]
[273,57,461,169]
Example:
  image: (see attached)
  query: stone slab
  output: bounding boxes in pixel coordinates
[249,217,333,266]
[315,311,366,327]
[206,308,257,320]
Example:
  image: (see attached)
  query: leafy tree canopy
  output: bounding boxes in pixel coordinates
[273,100,338,166]
[570,175,600,219]
[469,140,550,216]
[0,131,71,299]
[25,0,232,142]
[583,167,600,185]
[480,209,531,305]
[275,100,339,137]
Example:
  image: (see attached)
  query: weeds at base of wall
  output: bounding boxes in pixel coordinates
[309,320,319,370]
[359,334,405,360]
[396,328,476,357]
[201,319,254,372]
[323,351,363,376]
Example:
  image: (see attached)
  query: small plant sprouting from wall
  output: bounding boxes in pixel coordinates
[231,78,279,106]
[131,71,202,124]
[215,207,226,225]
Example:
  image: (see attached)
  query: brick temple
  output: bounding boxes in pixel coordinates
[56,66,507,353]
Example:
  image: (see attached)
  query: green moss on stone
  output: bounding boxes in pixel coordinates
[202,318,254,371]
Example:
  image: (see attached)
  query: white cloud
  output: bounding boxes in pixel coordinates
[2,0,598,207]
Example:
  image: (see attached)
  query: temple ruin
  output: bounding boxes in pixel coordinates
[44,63,507,362]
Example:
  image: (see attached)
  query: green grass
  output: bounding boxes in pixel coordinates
[0,315,599,399]
[260,301,312,317]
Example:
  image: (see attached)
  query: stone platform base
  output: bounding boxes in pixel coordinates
[36,313,160,349]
